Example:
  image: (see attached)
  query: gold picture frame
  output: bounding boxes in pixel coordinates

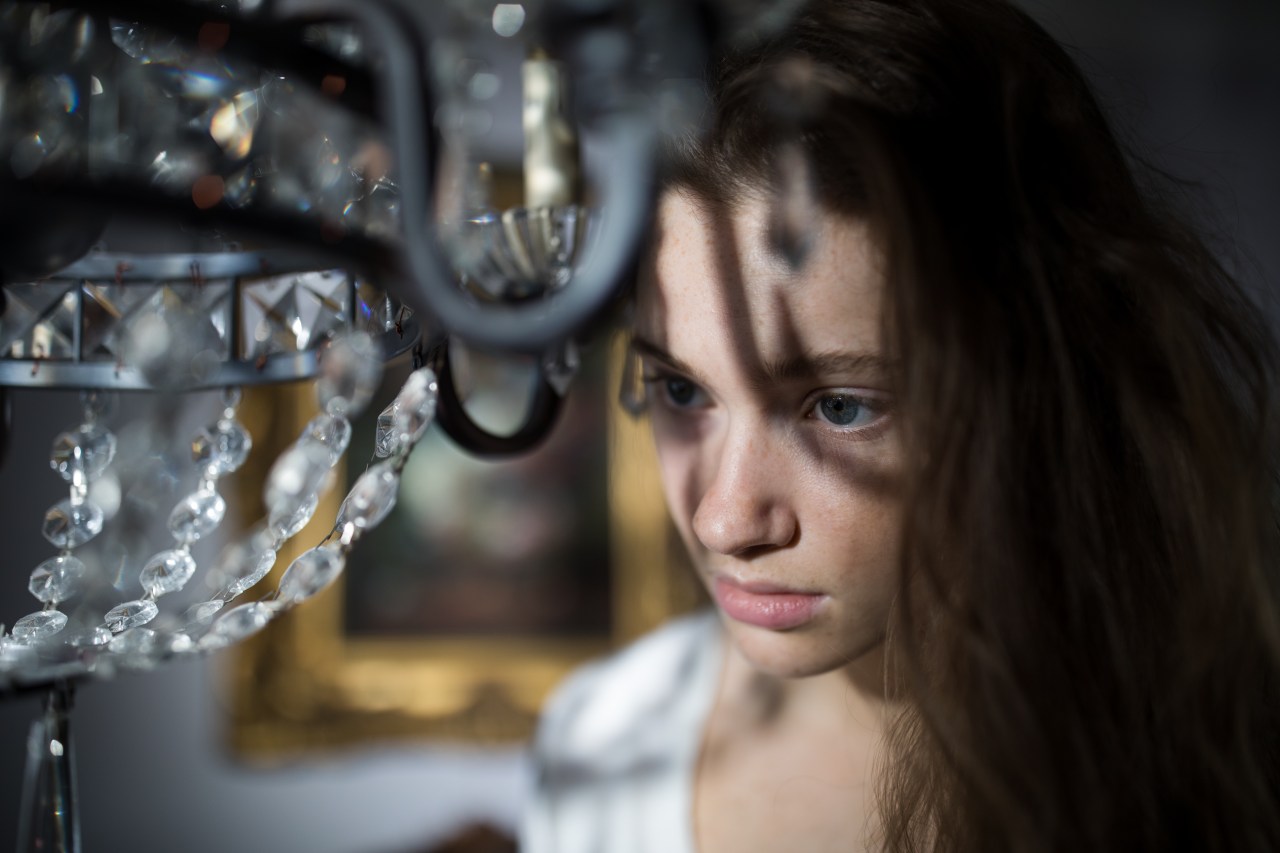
[227,337,702,758]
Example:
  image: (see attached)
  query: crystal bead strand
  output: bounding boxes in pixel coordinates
[203,364,438,648]
[6,392,118,649]
[101,389,252,653]
[192,332,383,648]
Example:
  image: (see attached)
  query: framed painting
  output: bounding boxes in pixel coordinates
[226,335,703,756]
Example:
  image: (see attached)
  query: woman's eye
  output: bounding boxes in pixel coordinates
[809,393,884,430]
[662,377,704,408]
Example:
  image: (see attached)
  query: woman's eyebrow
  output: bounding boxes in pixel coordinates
[760,351,891,382]
[630,337,709,383]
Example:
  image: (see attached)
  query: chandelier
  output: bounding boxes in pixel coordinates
[0,0,808,848]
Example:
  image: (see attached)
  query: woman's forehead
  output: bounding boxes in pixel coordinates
[635,190,885,371]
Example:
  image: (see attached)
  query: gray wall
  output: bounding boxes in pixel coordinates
[1,1,1277,851]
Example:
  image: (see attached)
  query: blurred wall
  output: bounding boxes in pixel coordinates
[1,1,1277,851]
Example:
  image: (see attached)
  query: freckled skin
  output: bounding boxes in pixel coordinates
[635,190,903,680]
[635,191,903,852]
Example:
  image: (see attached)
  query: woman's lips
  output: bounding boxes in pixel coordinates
[712,576,826,630]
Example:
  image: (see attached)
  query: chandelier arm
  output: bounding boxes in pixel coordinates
[429,339,564,458]
[280,0,657,356]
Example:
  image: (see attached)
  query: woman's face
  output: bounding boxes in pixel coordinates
[634,190,903,679]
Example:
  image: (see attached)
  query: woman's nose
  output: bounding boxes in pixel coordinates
[691,424,797,557]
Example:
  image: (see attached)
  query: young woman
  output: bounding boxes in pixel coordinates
[522,1,1280,850]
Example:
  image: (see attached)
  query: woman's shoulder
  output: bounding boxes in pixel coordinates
[533,608,722,767]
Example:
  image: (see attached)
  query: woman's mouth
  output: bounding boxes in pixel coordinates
[712,576,827,630]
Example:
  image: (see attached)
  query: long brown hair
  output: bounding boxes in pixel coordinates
[665,0,1280,849]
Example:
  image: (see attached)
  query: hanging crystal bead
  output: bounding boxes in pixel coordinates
[267,491,318,542]
[191,417,252,476]
[168,488,226,544]
[49,423,117,483]
[11,611,68,643]
[315,331,381,416]
[374,400,402,458]
[42,499,104,549]
[264,440,331,520]
[108,627,156,656]
[303,413,352,465]
[104,599,159,632]
[336,463,399,535]
[209,602,273,643]
[139,549,198,597]
[158,632,195,655]
[28,554,87,604]
[67,626,112,647]
[183,600,225,625]
[393,367,439,445]
[213,540,277,596]
[278,546,346,603]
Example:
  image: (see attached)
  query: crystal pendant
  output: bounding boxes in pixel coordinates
[336,463,399,535]
[11,611,68,643]
[158,632,195,655]
[168,489,226,544]
[28,554,87,604]
[315,331,381,416]
[374,400,402,458]
[268,491,318,542]
[108,627,156,656]
[192,418,252,476]
[104,599,159,632]
[374,367,439,458]
[49,423,117,483]
[139,549,198,597]
[214,541,277,596]
[209,602,273,643]
[264,441,330,520]
[278,546,345,603]
[303,413,352,465]
[68,626,112,647]
[41,499,104,549]
[183,600,225,625]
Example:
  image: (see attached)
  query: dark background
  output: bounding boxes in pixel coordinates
[0,2,1277,851]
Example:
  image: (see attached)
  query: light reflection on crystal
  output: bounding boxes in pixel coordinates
[392,367,438,447]
[42,498,103,549]
[212,539,276,596]
[11,610,68,643]
[183,600,224,625]
[139,548,198,597]
[374,401,401,458]
[316,330,381,416]
[168,488,226,543]
[108,627,156,655]
[278,546,345,603]
[104,599,159,632]
[303,413,351,465]
[210,602,272,642]
[50,423,117,482]
[159,632,195,655]
[264,440,329,520]
[208,89,258,159]
[337,463,398,535]
[28,554,86,603]
[68,626,112,647]
[192,418,251,476]
[268,491,318,542]
[0,282,78,359]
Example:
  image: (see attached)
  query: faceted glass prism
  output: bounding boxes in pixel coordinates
[139,549,198,597]
[192,418,252,476]
[268,491,318,542]
[264,441,330,520]
[42,499,104,549]
[28,554,87,604]
[336,463,399,534]
[303,413,351,465]
[214,540,277,596]
[374,400,402,458]
[210,602,273,643]
[392,367,438,447]
[11,610,68,643]
[168,489,226,544]
[278,546,345,603]
[104,599,159,632]
[315,331,381,416]
[49,423,117,483]
[182,600,225,625]
[108,627,156,656]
